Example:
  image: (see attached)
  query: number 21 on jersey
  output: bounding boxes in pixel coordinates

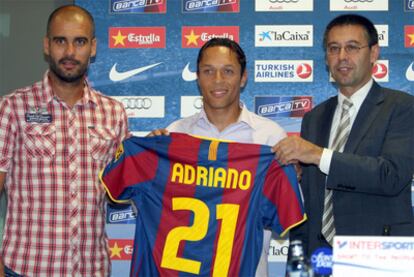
[161,197,240,276]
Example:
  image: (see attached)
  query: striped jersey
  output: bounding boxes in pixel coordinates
[100,133,306,276]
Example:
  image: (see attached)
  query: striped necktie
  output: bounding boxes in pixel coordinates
[321,98,353,245]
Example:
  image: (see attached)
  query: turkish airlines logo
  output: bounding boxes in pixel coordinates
[330,0,388,11]
[255,60,313,82]
[405,26,414,48]
[109,27,166,48]
[255,0,313,11]
[182,26,239,48]
[296,63,312,79]
[406,62,414,81]
[372,60,388,82]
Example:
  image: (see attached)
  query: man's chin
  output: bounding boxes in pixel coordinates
[58,73,83,83]
[51,69,85,83]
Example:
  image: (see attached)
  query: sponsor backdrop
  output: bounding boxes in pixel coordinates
[75,0,413,276]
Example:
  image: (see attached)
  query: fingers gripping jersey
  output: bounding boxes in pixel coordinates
[100,133,306,276]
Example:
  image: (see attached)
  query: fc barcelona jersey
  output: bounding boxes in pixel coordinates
[100,133,306,276]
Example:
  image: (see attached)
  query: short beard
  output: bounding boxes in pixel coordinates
[48,56,88,83]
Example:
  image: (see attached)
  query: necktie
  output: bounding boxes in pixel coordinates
[321,98,353,245]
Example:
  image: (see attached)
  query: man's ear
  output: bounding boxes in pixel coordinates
[241,70,247,88]
[91,37,97,59]
[370,43,380,65]
[43,36,50,56]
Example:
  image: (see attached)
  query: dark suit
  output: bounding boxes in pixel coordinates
[291,81,414,256]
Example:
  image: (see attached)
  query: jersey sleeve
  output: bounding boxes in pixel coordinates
[99,137,159,203]
[261,161,306,237]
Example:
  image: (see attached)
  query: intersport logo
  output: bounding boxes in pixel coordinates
[182,26,239,48]
[255,25,313,47]
[255,0,313,11]
[109,27,166,48]
[330,0,388,11]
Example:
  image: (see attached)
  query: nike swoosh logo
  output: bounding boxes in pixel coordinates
[406,62,414,81]
[109,62,163,82]
[182,63,197,82]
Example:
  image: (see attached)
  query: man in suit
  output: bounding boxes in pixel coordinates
[273,14,414,257]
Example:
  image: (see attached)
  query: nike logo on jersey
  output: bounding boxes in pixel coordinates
[182,63,197,82]
[109,62,163,82]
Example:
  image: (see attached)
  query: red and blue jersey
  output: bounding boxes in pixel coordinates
[100,133,306,276]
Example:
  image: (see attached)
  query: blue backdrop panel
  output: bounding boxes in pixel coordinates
[75,0,414,276]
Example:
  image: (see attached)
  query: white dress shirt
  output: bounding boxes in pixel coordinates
[319,79,373,174]
[167,103,286,277]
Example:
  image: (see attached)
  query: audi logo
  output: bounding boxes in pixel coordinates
[121,98,152,109]
[269,0,299,3]
[344,0,373,2]
[193,97,203,109]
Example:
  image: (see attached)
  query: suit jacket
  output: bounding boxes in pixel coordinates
[290,81,414,256]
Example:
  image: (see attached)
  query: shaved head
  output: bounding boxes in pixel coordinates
[47,5,95,38]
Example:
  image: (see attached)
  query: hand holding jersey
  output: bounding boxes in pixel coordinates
[100,133,306,276]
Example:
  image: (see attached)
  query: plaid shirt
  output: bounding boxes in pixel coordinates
[0,71,129,276]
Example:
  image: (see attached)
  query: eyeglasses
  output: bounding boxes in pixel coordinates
[327,45,369,56]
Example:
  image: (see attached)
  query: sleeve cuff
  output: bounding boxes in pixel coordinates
[319,148,333,175]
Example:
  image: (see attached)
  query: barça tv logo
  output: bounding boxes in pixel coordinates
[106,203,136,224]
[110,0,166,13]
[182,0,239,13]
[255,96,312,118]
[405,0,414,11]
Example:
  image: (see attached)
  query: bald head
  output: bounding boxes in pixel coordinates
[47,5,95,38]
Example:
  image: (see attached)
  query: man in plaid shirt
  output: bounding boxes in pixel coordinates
[0,5,129,276]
